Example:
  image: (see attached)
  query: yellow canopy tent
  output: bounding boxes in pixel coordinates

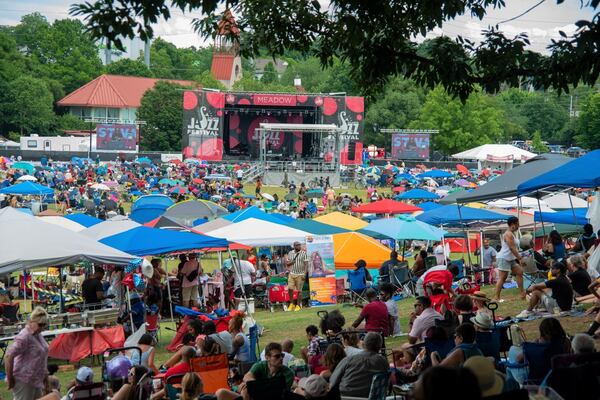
[314,212,368,231]
[333,232,391,269]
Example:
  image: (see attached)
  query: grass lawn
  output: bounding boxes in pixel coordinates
[1,284,595,398]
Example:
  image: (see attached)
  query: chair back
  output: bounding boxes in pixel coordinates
[246,376,287,400]
[522,341,563,384]
[391,266,410,286]
[347,269,367,292]
[450,259,464,280]
[368,372,390,400]
[247,324,258,363]
[146,313,159,331]
[476,330,501,363]
[190,353,229,393]
[165,373,185,400]
[424,338,455,360]
[70,382,105,400]
[549,352,600,400]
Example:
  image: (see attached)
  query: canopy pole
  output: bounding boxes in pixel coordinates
[457,205,473,267]
[164,256,174,322]
[59,266,64,313]
[568,190,580,231]
[126,286,135,334]
[536,195,547,238]
[440,224,447,266]
[229,248,255,324]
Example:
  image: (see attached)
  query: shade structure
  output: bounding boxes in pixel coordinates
[100,226,229,256]
[314,211,369,231]
[0,207,134,274]
[440,153,571,204]
[352,199,422,214]
[416,204,507,227]
[144,215,189,230]
[163,200,228,226]
[452,144,536,161]
[333,232,392,269]
[222,205,295,224]
[11,162,34,174]
[418,202,443,212]
[518,149,600,195]
[0,181,54,196]
[130,194,175,224]
[81,216,141,240]
[17,175,37,182]
[63,213,102,228]
[396,188,440,200]
[361,215,446,241]
[488,197,550,209]
[191,218,232,232]
[207,218,308,247]
[416,170,453,179]
[287,219,350,235]
[541,193,588,210]
[38,216,86,232]
[534,208,588,226]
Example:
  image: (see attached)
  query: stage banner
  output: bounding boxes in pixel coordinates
[182,90,225,160]
[391,133,430,160]
[306,235,337,306]
[96,124,137,150]
[321,96,364,165]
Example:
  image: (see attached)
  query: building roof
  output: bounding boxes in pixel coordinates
[211,54,235,81]
[57,74,197,108]
[253,58,288,74]
[217,9,240,36]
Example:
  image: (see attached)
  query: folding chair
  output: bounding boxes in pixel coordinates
[367,371,390,400]
[475,330,501,363]
[425,256,438,270]
[165,373,185,400]
[521,254,547,290]
[521,341,565,384]
[246,376,287,400]
[145,313,160,341]
[247,324,259,363]
[347,269,367,304]
[336,278,349,303]
[549,352,600,400]
[390,265,415,297]
[69,382,106,400]
[190,353,229,393]
[424,337,455,361]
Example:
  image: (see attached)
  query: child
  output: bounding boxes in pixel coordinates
[379,283,401,336]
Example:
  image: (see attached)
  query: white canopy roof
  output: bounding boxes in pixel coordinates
[207,218,308,247]
[452,144,536,161]
[0,207,134,274]
[542,193,588,210]
[259,123,339,132]
[81,215,141,240]
[38,216,86,232]
[488,197,549,209]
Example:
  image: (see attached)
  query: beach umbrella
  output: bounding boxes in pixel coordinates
[158,178,174,185]
[136,157,152,165]
[456,164,471,176]
[104,181,119,188]
[17,175,37,182]
[169,186,188,195]
[454,179,471,188]
[396,188,440,200]
[361,215,446,241]
[12,162,34,174]
[91,183,110,191]
[261,193,275,201]
[366,166,381,175]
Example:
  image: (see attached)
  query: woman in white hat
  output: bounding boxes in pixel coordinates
[5,306,50,400]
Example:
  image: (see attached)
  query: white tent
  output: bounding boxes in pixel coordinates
[452,144,536,161]
[81,215,141,240]
[38,216,86,232]
[207,217,308,247]
[488,197,549,209]
[542,193,588,210]
[0,207,134,274]
[191,218,233,233]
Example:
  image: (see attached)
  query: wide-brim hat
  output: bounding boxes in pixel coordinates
[464,356,503,397]
[470,291,491,303]
[471,311,494,330]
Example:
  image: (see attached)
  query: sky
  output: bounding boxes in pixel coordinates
[0,0,595,53]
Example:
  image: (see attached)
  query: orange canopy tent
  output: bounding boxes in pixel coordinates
[333,232,392,269]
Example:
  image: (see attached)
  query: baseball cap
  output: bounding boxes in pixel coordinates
[76,366,94,384]
[299,374,328,399]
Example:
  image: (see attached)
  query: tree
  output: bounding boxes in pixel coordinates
[71,0,600,101]
[409,87,506,155]
[233,71,294,92]
[576,92,600,150]
[106,58,152,77]
[519,93,569,142]
[53,113,89,134]
[260,61,277,84]
[12,12,50,57]
[531,130,548,153]
[137,81,191,151]
[3,76,55,136]
[279,57,329,91]
[195,70,225,90]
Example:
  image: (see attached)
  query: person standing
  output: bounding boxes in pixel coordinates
[82,267,106,309]
[475,239,497,284]
[494,217,526,301]
[6,307,49,400]
[286,241,309,311]
[181,253,202,308]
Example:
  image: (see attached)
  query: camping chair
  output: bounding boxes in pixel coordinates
[247,324,259,363]
[475,330,501,364]
[165,373,185,400]
[450,259,465,280]
[521,252,547,290]
[367,371,390,400]
[347,269,368,304]
[424,337,455,361]
[425,256,438,270]
[190,353,229,393]
[513,341,565,385]
[145,313,160,341]
[68,383,106,400]
[101,346,142,391]
[336,278,349,303]
[390,264,415,297]
[246,376,287,400]
[548,352,600,400]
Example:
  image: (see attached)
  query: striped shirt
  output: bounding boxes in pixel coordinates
[287,249,309,275]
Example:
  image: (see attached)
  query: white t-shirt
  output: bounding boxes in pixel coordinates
[416,265,447,296]
[234,260,256,288]
[385,299,401,336]
[236,170,244,179]
[259,350,295,366]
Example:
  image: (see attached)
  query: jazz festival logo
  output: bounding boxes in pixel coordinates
[338,111,360,141]
[187,106,220,136]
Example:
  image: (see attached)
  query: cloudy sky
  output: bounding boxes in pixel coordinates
[0,0,595,53]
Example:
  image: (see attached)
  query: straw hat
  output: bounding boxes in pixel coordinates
[470,291,491,303]
[471,312,494,330]
[464,356,504,397]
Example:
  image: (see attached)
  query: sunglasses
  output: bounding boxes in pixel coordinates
[270,353,284,359]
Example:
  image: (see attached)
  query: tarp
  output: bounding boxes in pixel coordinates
[416,204,507,227]
[130,194,175,224]
[541,193,588,210]
[191,218,232,233]
[333,232,391,269]
[351,199,422,214]
[287,219,350,235]
[440,153,571,204]
[38,216,86,232]
[81,216,141,240]
[0,181,54,196]
[452,144,536,161]
[396,188,440,200]
[534,208,588,226]
[518,149,600,194]
[222,205,295,224]
[314,212,368,231]
[207,218,308,247]
[63,213,102,228]
[418,202,443,212]
[101,226,229,256]
[0,207,134,273]
[361,215,445,241]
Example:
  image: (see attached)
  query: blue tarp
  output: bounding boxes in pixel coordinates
[101,226,229,256]
[130,194,175,224]
[518,149,600,194]
[0,181,54,196]
[287,219,350,234]
[396,188,440,200]
[223,206,295,224]
[534,208,588,226]
[417,170,453,179]
[416,204,507,227]
[64,213,102,228]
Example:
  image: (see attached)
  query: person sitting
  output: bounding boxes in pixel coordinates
[319,309,346,337]
[295,374,330,399]
[181,372,217,400]
[571,333,595,354]
[62,367,97,400]
[259,339,295,366]
[352,288,390,336]
[464,356,516,398]
[111,365,152,400]
[517,261,574,318]
[516,317,572,365]
[412,250,428,278]
[573,223,597,253]
[129,334,158,374]
[319,343,346,381]
[204,320,233,355]
[379,283,401,336]
[151,346,196,400]
[379,251,401,283]
[341,330,362,356]
[410,366,482,400]
[229,314,252,363]
[431,323,483,367]
[567,254,592,297]
[454,295,476,325]
[544,230,566,262]
[408,296,443,344]
[301,325,323,363]
[353,259,373,287]
[329,332,389,398]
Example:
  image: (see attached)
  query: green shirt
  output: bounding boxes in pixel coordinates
[249,361,295,389]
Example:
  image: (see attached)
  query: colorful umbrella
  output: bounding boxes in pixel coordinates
[366,166,381,175]
[362,215,446,241]
[169,186,188,195]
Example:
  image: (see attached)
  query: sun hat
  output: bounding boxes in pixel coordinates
[299,374,329,399]
[471,312,494,330]
[470,291,491,303]
[29,306,48,326]
[76,366,94,384]
[463,356,504,397]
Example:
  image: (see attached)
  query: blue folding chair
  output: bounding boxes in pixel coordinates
[509,341,565,385]
[451,259,465,280]
[368,371,390,400]
[424,338,455,360]
[476,330,501,363]
[347,268,368,303]
[247,324,259,363]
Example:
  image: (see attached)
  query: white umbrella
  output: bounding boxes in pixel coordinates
[91,183,110,191]
[261,193,275,201]
[17,175,37,182]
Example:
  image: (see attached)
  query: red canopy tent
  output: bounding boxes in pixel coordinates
[351,199,422,214]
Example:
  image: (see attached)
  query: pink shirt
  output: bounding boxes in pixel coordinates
[7,325,48,388]
[180,259,200,288]
[409,307,443,341]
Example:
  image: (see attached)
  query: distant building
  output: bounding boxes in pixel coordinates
[98,36,150,65]
[253,58,289,80]
[210,10,243,89]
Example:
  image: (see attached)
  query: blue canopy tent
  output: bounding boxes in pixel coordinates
[288,219,350,235]
[64,213,102,228]
[130,194,175,224]
[518,149,600,195]
[417,170,453,179]
[100,226,229,256]
[223,205,295,224]
[534,208,588,226]
[416,204,507,227]
[418,202,443,212]
[396,188,440,200]
[0,181,54,196]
